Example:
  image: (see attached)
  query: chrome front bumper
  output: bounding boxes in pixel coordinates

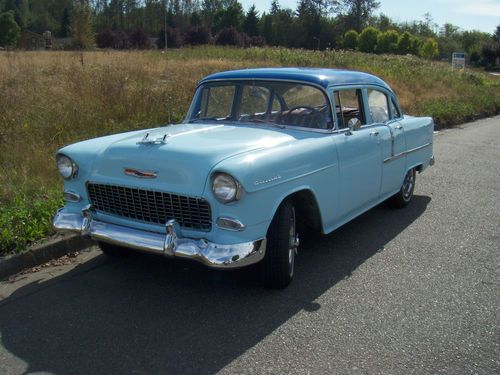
[53,208,266,269]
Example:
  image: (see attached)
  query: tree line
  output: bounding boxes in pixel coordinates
[0,0,499,66]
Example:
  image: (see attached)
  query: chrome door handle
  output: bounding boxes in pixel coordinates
[395,125,403,130]
[370,131,379,136]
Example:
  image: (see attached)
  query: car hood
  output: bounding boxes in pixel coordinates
[81,123,297,196]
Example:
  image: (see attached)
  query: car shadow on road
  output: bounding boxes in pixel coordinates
[0,196,431,375]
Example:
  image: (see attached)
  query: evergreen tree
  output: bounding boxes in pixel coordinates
[60,6,70,37]
[243,5,259,37]
[494,24,500,42]
[270,0,280,15]
[213,0,244,32]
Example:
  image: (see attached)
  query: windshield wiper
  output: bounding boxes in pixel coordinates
[189,116,229,123]
[242,119,286,129]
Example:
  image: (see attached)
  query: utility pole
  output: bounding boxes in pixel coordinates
[164,0,168,52]
[313,36,320,51]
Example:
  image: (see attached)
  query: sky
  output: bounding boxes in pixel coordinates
[239,0,500,34]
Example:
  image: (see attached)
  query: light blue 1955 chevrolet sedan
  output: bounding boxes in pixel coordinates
[53,68,434,288]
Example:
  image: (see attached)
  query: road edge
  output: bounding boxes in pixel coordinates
[0,235,95,280]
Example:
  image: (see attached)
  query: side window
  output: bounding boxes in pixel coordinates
[201,85,235,118]
[333,89,365,129]
[282,85,326,108]
[391,98,401,119]
[367,89,389,123]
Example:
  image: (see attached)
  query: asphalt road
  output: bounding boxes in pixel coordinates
[1,116,499,375]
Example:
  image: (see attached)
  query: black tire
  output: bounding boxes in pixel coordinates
[388,168,416,209]
[98,241,129,257]
[261,200,299,289]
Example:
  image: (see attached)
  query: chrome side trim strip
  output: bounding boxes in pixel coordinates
[384,142,433,164]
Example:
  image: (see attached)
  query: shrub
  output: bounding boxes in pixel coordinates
[96,28,115,48]
[96,29,130,49]
[215,27,244,47]
[157,26,183,49]
[377,30,399,54]
[248,35,266,47]
[114,30,130,49]
[469,50,481,65]
[481,41,500,65]
[129,28,152,49]
[410,36,421,55]
[342,30,358,50]
[358,26,379,53]
[184,26,211,46]
[397,31,412,54]
[420,38,439,59]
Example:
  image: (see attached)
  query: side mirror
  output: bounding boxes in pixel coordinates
[346,118,361,135]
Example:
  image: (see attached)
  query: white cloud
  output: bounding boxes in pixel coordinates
[455,0,500,17]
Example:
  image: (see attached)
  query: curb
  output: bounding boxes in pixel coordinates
[0,235,95,280]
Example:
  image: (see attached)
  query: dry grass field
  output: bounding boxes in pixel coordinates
[1,47,499,254]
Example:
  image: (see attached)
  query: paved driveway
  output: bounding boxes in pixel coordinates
[1,116,499,374]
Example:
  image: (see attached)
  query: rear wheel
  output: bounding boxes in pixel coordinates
[261,200,299,289]
[388,168,416,208]
[98,241,129,257]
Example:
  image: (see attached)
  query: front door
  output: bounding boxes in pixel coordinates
[332,87,383,221]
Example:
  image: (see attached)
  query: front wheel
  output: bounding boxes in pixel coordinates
[261,200,299,289]
[388,168,416,208]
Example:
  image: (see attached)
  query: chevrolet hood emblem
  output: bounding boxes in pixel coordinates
[124,168,158,178]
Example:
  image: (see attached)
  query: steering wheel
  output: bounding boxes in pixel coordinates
[281,106,317,123]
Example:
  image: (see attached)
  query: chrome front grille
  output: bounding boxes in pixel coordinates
[87,183,212,231]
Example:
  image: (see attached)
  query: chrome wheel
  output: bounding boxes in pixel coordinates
[388,168,416,209]
[402,169,415,201]
[288,207,299,277]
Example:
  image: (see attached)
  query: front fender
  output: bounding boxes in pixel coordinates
[204,135,339,237]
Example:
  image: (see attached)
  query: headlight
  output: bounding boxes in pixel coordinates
[212,173,240,203]
[56,154,78,180]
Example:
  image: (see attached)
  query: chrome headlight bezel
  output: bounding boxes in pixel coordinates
[56,153,78,180]
[211,172,241,203]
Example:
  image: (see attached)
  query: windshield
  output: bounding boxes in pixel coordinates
[187,80,334,130]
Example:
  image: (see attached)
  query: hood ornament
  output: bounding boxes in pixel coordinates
[137,132,170,145]
[124,168,158,179]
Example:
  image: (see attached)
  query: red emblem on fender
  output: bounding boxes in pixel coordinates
[124,168,157,178]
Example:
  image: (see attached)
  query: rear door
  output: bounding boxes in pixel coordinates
[367,89,407,197]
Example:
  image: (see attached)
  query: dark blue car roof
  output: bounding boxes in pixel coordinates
[199,67,392,92]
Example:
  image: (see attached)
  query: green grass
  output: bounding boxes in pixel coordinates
[0,46,499,255]
[0,188,63,255]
